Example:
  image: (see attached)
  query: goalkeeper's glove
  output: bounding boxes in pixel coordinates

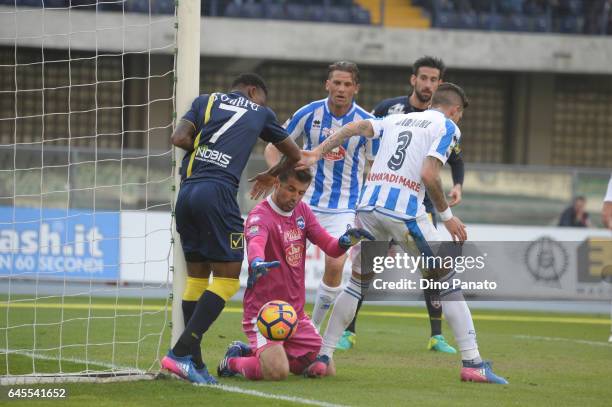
[338,226,375,249]
[247,257,281,289]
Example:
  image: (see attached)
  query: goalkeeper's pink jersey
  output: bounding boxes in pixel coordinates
[243,196,346,321]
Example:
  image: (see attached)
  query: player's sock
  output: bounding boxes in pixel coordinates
[424,288,442,336]
[228,356,263,380]
[441,289,482,364]
[311,281,342,330]
[346,297,363,334]
[182,276,209,369]
[320,277,366,358]
[173,277,240,358]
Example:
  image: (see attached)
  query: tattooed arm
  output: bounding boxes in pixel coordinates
[421,156,448,213]
[421,156,467,242]
[297,120,375,170]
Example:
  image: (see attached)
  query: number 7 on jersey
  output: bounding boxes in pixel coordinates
[209,103,248,143]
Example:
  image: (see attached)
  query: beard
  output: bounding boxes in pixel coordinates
[415,89,432,104]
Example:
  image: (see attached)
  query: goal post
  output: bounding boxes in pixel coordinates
[171,0,201,346]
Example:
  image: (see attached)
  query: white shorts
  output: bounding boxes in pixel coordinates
[350,209,441,276]
[311,210,356,238]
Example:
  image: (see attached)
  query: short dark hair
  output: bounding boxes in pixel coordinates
[327,61,360,84]
[575,196,586,202]
[412,56,446,79]
[231,73,268,96]
[431,82,469,109]
[278,168,313,184]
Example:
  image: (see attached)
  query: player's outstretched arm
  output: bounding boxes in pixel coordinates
[264,142,282,168]
[421,156,467,243]
[170,120,196,151]
[296,120,374,170]
[249,138,301,199]
[247,258,281,289]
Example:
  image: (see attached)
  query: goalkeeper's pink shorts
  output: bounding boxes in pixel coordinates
[242,315,322,373]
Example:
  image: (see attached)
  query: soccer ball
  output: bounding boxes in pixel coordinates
[256,300,298,340]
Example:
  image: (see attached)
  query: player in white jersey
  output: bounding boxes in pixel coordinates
[298,83,508,384]
[265,61,378,331]
[602,174,612,342]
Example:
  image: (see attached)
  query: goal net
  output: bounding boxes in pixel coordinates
[0,0,184,384]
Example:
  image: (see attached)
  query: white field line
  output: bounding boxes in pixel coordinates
[4,349,347,406]
[0,348,145,373]
[214,384,348,407]
[513,335,612,347]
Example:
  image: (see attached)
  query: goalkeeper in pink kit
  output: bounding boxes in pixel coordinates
[217,168,374,380]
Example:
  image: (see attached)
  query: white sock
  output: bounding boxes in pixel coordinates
[319,277,363,358]
[441,289,482,364]
[311,280,342,330]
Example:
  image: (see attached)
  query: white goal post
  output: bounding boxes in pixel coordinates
[171,0,200,348]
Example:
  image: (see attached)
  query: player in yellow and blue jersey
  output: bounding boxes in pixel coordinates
[161,73,301,384]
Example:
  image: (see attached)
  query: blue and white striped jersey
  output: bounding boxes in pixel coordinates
[284,98,379,213]
[358,109,461,220]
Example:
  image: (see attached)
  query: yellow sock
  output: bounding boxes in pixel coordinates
[182,277,209,301]
[207,277,240,301]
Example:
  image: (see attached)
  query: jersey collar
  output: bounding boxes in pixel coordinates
[324,97,356,120]
[266,195,294,217]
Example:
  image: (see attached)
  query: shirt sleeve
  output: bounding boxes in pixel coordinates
[605,175,612,202]
[365,137,380,160]
[304,206,346,258]
[181,94,209,129]
[558,207,573,226]
[372,100,388,118]
[259,108,289,144]
[447,148,465,186]
[245,211,269,265]
[283,104,312,143]
[366,118,385,140]
[427,119,461,165]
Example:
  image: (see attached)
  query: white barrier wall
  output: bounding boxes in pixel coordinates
[120,211,612,300]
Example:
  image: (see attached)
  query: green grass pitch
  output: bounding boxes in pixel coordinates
[1,296,612,406]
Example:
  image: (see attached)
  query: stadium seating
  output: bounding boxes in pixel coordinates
[1,0,609,34]
[426,0,607,34]
[224,1,371,25]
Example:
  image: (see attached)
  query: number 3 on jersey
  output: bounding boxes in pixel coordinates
[209,103,247,143]
[387,130,412,171]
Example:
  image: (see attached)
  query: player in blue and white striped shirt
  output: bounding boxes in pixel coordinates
[265,61,379,330]
[300,83,508,384]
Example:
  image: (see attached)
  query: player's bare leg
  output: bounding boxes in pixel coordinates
[311,254,345,330]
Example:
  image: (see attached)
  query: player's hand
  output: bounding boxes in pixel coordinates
[443,216,467,243]
[248,172,276,200]
[448,184,463,207]
[338,227,376,249]
[247,257,281,289]
[295,150,320,171]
